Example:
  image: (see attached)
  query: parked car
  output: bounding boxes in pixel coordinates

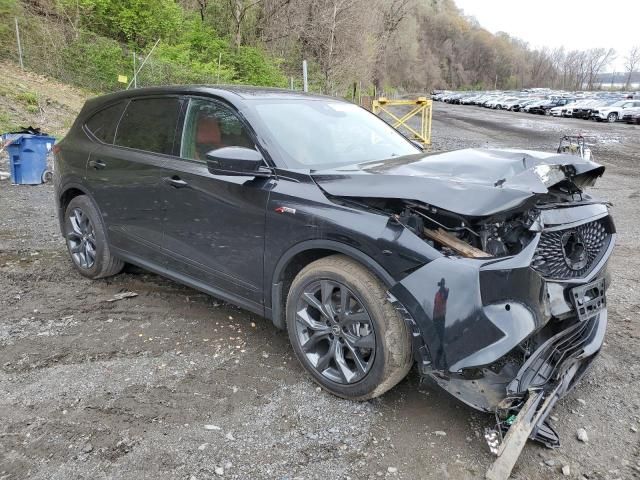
[524,99,552,114]
[549,105,566,117]
[537,98,575,115]
[510,98,536,112]
[621,106,640,124]
[55,86,615,449]
[591,99,640,122]
[498,97,524,110]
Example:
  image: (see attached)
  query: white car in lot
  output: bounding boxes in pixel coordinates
[622,106,640,124]
[550,99,585,117]
[591,99,640,122]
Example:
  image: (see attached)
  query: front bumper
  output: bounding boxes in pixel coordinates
[389,204,615,412]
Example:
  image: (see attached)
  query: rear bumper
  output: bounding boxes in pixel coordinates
[389,205,615,412]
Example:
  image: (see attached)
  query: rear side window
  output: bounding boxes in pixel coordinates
[85,102,126,144]
[115,97,182,155]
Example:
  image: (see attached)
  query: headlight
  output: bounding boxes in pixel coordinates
[533,164,566,186]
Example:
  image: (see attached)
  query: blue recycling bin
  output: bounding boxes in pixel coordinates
[4,134,55,185]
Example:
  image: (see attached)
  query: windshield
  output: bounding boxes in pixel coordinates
[250,100,420,169]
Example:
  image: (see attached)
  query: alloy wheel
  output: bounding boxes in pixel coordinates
[294,279,376,384]
[67,207,97,269]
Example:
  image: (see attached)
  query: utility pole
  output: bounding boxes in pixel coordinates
[302,60,308,93]
[216,52,222,83]
[133,51,137,88]
[15,18,23,69]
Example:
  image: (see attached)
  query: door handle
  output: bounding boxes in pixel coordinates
[163,176,189,188]
[88,159,106,170]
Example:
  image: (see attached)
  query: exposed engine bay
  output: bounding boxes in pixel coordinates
[337,182,597,261]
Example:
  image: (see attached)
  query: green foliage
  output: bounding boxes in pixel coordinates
[58,0,183,47]
[15,91,38,106]
[59,32,130,91]
[139,19,286,87]
[0,0,18,54]
[230,47,287,87]
[0,2,286,93]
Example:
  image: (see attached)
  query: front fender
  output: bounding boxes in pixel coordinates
[389,241,548,373]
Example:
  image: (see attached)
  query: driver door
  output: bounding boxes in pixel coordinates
[160,97,273,309]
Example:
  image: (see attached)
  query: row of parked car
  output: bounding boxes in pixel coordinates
[432,90,640,124]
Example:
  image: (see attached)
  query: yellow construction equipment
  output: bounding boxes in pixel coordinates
[372,97,432,146]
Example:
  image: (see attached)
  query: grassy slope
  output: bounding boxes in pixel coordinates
[0,61,92,139]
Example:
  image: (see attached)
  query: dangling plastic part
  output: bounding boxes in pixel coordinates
[531,420,560,449]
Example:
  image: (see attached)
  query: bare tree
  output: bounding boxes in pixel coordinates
[371,0,411,91]
[584,48,615,90]
[624,46,640,90]
[229,0,263,48]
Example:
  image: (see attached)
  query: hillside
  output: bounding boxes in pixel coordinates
[1,0,627,95]
[0,61,90,139]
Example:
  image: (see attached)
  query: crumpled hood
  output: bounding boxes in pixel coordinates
[312,148,605,217]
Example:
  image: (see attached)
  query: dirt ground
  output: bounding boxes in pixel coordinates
[1,102,639,480]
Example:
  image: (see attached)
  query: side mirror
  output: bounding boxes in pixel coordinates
[206,147,268,176]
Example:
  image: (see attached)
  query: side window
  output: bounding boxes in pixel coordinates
[180,98,255,161]
[115,97,181,155]
[85,102,126,144]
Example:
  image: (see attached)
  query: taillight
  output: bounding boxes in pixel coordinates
[52,144,61,155]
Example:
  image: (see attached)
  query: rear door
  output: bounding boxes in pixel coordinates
[159,96,272,308]
[85,96,183,264]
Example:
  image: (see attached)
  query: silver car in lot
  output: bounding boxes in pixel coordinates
[591,99,640,122]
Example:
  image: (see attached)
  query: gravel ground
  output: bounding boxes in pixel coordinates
[1,103,639,479]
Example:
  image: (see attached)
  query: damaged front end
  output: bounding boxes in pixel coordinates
[314,148,615,451]
[388,199,613,445]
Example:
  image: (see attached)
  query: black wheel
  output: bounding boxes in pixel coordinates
[607,112,618,123]
[64,195,124,279]
[286,255,412,400]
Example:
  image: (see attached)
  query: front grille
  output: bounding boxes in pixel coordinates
[531,219,610,280]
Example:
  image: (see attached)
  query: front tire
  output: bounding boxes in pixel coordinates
[607,112,618,123]
[64,195,124,279]
[286,255,412,400]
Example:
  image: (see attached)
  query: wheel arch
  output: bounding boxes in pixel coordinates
[268,240,395,330]
[57,183,91,234]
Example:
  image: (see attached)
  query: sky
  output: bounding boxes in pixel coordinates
[453,0,640,72]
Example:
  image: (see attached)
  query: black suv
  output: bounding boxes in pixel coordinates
[54,86,614,447]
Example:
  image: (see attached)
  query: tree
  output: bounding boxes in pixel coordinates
[229,0,262,48]
[624,46,640,90]
[371,0,411,91]
[57,0,184,47]
[585,48,615,90]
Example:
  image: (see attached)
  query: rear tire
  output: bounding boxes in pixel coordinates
[286,255,412,400]
[64,195,124,279]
